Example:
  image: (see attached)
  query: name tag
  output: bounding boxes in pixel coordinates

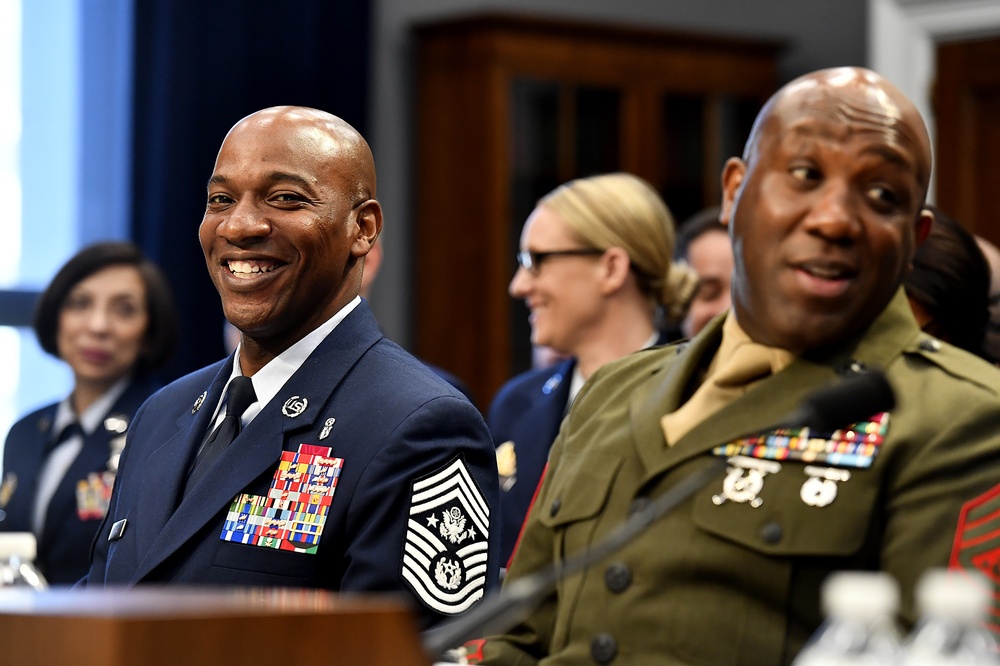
[108,518,128,542]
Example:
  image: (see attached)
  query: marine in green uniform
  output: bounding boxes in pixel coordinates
[472,67,1000,665]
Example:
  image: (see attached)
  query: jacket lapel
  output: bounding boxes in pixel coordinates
[132,302,384,582]
[129,362,231,580]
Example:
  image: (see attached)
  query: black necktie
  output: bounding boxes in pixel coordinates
[46,422,82,455]
[184,376,256,498]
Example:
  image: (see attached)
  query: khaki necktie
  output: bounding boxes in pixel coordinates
[661,341,774,445]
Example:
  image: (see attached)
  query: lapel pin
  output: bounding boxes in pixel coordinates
[282,396,308,418]
[0,473,17,508]
[319,417,336,440]
[496,441,517,491]
[542,374,563,395]
[192,391,207,414]
[108,518,128,542]
[104,413,129,434]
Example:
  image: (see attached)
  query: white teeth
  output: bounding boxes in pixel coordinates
[806,265,846,279]
[228,260,276,276]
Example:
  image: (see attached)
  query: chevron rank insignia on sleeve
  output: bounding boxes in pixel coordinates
[401,457,490,615]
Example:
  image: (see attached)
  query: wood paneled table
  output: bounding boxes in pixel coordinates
[0,587,430,666]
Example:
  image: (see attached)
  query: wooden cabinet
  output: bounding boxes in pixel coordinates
[935,36,1000,247]
[412,14,780,406]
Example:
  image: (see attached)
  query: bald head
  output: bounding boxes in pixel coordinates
[745,67,933,195]
[201,105,384,370]
[223,106,377,205]
[721,67,935,353]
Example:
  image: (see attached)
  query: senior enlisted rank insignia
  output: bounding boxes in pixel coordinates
[402,457,490,615]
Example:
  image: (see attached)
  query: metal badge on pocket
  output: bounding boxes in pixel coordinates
[712,455,781,508]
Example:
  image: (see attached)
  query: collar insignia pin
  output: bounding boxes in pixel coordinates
[282,396,308,418]
[192,391,207,414]
[104,413,129,434]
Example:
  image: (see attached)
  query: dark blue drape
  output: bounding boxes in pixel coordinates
[131,0,372,381]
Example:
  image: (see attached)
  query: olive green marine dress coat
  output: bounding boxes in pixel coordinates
[479,290,1000,666]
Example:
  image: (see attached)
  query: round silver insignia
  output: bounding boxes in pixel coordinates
[282,396,308,418]
[800,477,839,507]
[192,391,207,414]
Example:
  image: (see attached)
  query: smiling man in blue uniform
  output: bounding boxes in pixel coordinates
[473,68,1000,664]
[83,106,500,628]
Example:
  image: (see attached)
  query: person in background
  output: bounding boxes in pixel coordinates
[488,172,697,564]
[471,67,1000,665]
[0,242,179,585]
[975,235,1000,364]
[674,206,734,338]
[83,107,499,628]
[903,206,994,361]
[359,237,477,404]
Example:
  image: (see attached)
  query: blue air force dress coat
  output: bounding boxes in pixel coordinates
[84,302,500,628]
[488,358,574,564]
[489,335,671,565]
[479,290,1000,665]
[0,378,161,585]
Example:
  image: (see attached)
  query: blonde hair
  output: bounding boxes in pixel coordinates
[539,172,697,321]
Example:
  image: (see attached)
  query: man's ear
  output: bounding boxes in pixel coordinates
[915,207,933,246]
[352,199,383,257]
[719,157,746,227]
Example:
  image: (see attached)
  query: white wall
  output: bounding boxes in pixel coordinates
[869,0,1000,202]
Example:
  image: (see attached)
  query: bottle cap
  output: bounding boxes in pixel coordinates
[916,568,992,623]
[0,532,38,560]
[822,571,900,621]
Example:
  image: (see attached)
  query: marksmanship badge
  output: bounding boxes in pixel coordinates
[402,457,490,614]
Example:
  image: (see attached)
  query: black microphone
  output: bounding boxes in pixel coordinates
[422,370,897,661]
[773,369,895,431]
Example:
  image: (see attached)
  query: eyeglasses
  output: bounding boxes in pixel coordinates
[516,248,605,275]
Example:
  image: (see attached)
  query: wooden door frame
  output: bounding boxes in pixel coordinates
[869,0,1000,201]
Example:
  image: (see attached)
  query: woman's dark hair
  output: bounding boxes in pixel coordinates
[903,206,991,359]
[33,241,180,376]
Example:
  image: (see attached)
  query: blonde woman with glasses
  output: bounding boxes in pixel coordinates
[489,172,696,565]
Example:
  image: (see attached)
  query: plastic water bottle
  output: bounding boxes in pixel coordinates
[901,568,999,665]
[792,571,902,666]
[0,532,48,589]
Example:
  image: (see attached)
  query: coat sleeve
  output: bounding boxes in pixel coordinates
[337,394,501,630]
[879,381,1000,628]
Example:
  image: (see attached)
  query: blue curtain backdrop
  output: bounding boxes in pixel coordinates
[130,0,372,381]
